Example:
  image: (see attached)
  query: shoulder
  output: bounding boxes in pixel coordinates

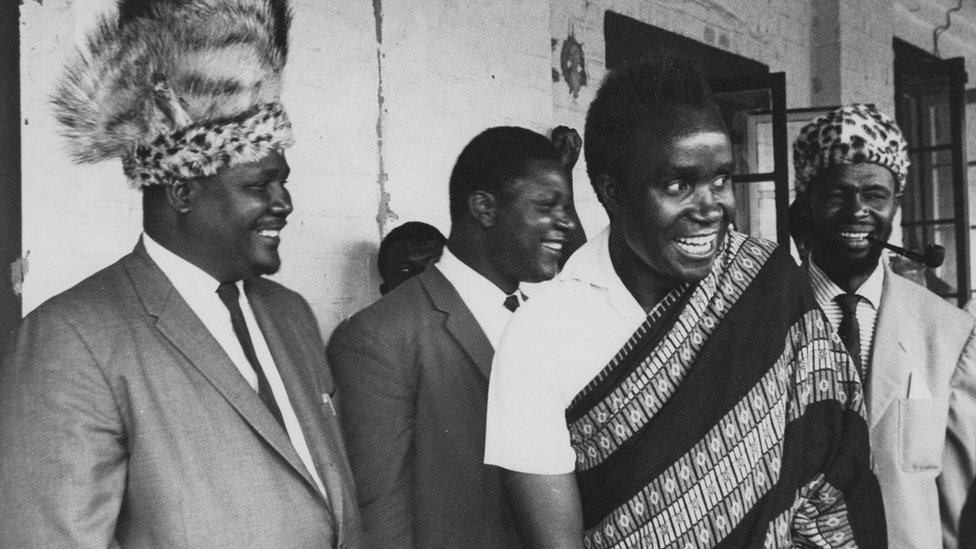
[247,276,306,307]
[886,270,973,329]
[734,235,815,306]
[328,271,442,347]
[26,255,137,331]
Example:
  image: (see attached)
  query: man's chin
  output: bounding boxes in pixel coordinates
[249,256,282,277]
[815,245,882,273]
[522,260,560,283]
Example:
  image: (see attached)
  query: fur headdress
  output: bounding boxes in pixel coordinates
[793,104,909,195]
[52,0,293,187]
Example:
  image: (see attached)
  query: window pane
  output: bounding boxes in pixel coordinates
[902,223,957,296]
[732,180,777,242]
[907,149,955,221]
[919,88,952,147]
[713,89,772,176]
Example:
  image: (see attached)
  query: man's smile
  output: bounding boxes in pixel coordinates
[673,232,718,257]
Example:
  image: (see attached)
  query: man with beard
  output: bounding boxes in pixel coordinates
[484,59,885,547]
[327,126,577,548]
[791,104,976,548]
[0,1,361,546]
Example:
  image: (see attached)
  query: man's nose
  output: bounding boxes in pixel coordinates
[554,206,577,233]
[841,193,868,217]
[691,185,724,224]
[269,182,293,216]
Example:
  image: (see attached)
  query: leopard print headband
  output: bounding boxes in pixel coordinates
[792,104,909,194]
[122,102,293,188]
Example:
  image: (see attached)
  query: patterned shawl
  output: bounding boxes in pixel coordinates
[565,232,885,548]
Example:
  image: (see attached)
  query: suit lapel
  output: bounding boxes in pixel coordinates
[122,244,320,495]
[421,267,495,379]
[247,287,345,521]
[868,262,912,428]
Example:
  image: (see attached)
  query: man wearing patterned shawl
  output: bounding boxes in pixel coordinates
[792,105,976,548]
[484,58,885,548]
[0,1,362,546]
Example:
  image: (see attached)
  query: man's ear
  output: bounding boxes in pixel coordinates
[468,191,497,228]
[593,174,624,217]
[166,179,194,214]
[893,190,905,210]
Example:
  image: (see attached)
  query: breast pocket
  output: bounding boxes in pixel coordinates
[898,397,948,473]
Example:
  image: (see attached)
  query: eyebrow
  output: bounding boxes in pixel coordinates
[658,162,734,181]
[258,166,290,180]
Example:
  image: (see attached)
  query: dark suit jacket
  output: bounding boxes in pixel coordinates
[327,266,521,548]
[0,242,362,548]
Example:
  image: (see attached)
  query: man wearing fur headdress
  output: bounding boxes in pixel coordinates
[0,1,362,547]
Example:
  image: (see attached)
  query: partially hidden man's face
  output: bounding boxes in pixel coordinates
[614,109,735,286]
[488,159,577,284]
[184,150,293,282]
[806,162,899,274]
[379,238,444,295]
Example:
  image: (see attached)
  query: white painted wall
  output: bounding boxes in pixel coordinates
[19,0,976,338]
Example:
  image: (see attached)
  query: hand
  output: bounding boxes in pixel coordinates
[551,126,582,171]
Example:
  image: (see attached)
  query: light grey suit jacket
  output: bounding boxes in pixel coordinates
[327,266,522,549]
[0,242,363,548]
[869,261,976,549]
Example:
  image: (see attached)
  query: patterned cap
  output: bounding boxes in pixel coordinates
[792,104,909,194]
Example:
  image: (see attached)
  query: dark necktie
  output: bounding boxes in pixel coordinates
[503,292,525,312]
[835,293,864,379]
[216,282,286,430]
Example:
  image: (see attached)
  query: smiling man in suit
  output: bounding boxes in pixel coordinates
[327,126,577,548]
[792,104,976,548]
[0,1,361,547]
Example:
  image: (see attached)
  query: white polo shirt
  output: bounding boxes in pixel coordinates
[484,227,647,474]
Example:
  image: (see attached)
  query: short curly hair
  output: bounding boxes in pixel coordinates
[584,56,722,202]
[448,126,561,220]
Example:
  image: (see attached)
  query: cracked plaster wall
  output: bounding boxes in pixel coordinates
[19,0,973,339]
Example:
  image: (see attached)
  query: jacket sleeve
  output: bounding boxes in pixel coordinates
[939,324,976,548]
[0,308,127,549]
[327,316,417,548]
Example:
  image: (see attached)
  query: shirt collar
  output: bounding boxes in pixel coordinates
[558,225,644,319]
[436,245,510,304]
[808,258,884,309]
[142,231,229,300]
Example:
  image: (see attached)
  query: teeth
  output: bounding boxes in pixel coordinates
[674,235,715,254]
[258,229,280,238]
[839,232,868,240]
[543,242,563,251]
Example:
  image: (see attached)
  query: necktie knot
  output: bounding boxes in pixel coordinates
[216,281,241,305]
[503,292,522,312]
[835,292,860,313]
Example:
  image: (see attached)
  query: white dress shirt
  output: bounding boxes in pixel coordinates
[808,259,884,369]
[142,233,327,497]
[435,246,518,349]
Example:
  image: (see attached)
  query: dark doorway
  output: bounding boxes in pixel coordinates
[0,0,22,356]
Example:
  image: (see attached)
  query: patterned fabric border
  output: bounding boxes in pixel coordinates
[568,231,767,471]
[578,308,864,548]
